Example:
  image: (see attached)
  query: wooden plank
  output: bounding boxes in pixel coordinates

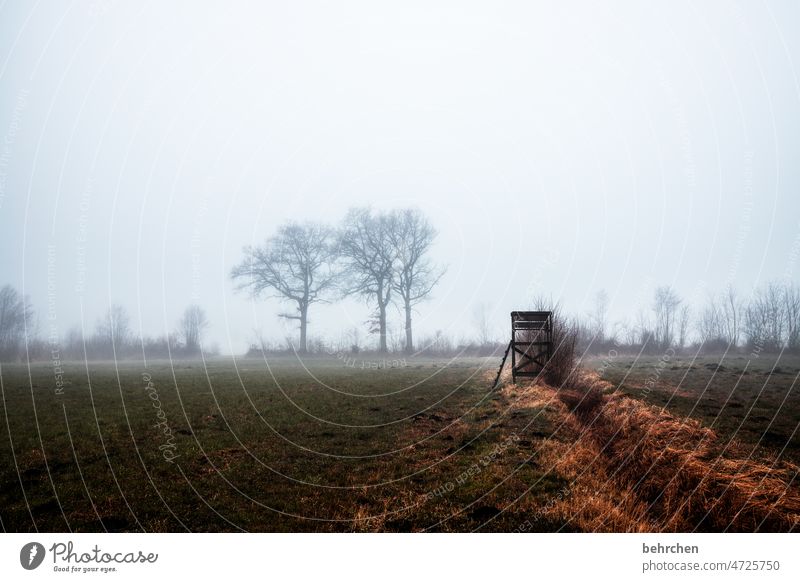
[509,310,553,383]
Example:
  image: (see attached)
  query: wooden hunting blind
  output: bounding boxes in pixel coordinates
[510,311,553,382]
[491,310,554,389]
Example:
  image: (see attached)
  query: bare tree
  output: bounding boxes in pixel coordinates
[588,289,609,343]
[63,325,84,360]
[388,324,405,352]
[389,208,445,353]
[698,294,723,346]
[741,281,800,352]
[745,283,783,351]
[339,208,397,353]
[636,308,654,348]
[231,222,339,353]
[348,326,361,353]
[677,304,691,350]
[473,302,493,347]
[620,318,639,347]
[178,305,208,354]
[95,304,131,351]
[653,286,681,350]
[721,285,742,347]
[418,329,454,355]
[0,285,33,360]
[698,286,742,350]
[784,283,800,351]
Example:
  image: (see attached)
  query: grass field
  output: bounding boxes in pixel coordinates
[1,352,798,532]
[587,353,800,463]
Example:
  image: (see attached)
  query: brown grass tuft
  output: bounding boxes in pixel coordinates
[499,369,800,532]
[585,388,800,531]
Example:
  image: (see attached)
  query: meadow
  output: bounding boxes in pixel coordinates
[589,353,800,463]
[0,352,797,532]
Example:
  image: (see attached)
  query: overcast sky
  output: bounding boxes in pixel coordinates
[1,1,799,353]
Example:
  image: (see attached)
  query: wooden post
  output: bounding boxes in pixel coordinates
[511,312,517,383]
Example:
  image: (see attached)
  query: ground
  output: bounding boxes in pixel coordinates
[0,353,797,532]
[588,352,800,463]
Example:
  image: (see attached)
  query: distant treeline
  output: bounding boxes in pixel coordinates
[0,287,213,362]
[570,282,800,356]
[1,276,798,362]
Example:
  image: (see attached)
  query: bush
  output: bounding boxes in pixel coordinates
[522,300,580,387]
[543,306,580,386]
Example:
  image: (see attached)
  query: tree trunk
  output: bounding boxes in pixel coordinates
[378,301,388,353]
[404,300,413,354]
[299,302,308,353]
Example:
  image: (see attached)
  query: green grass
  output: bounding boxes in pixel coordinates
[0,356,571,532]
[4,352,795,532]
[586,352,800,462]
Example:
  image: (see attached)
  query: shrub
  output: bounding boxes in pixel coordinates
[522,300,581,387]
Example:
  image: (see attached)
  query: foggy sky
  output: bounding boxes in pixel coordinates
[1,1,799,354]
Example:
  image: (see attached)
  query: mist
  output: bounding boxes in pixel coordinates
[2,1,800,355]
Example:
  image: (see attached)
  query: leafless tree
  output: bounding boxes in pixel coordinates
[697,286,742,350]
[636,308,654,348]
[698,295,723,345]
[339,208,397,353]
[231,222,339,353]
[721,285,742,347]
[389,208,445,353]
[418,329,454,355]
[740,281,800,352]
[0,285,33,360]
[620,318,639,346]
[784,283,800,351]
[606,320,621,345]
[95,304,131,350]
[348,326,361,353]
[745,282,786,351]
[62,325,84,360]
[677,304,691,350]
[588,289,609,343]
[653,286,681,350]
[178,305,208,354]
[473,302,493,347]
[388,325,405,352]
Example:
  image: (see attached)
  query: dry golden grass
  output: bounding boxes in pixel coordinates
[498,368,800,532]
